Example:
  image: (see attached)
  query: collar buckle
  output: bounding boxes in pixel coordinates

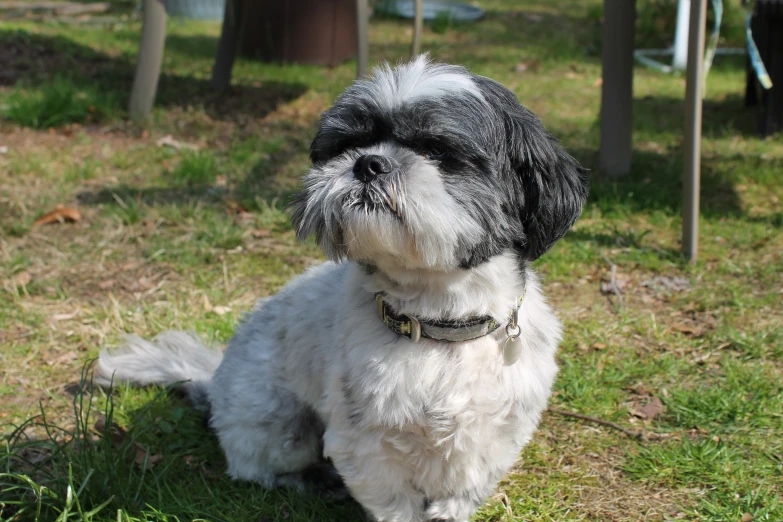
[376,294,422,343]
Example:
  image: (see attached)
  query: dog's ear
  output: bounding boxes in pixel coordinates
[476,78,589,260]
[510,118,589,260]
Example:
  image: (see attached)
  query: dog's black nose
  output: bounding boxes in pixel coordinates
[353,155,396,182]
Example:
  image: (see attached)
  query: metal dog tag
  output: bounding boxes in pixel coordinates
[502,335,523,366]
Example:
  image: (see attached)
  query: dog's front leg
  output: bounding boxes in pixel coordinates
[324,427,426,522]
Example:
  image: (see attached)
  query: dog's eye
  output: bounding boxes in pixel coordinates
[427,146,449,160]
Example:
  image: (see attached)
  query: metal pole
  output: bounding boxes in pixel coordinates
[411,0,423,57]
[129,0,167,120]
[682,0,706,261]
[599,0,636,177]
[355,0,369,78]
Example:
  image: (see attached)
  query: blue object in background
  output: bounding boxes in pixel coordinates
[376,0,484,21]
[164,0,224,20]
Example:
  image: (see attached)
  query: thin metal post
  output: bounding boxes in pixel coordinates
[411,0,423,57]
[356,0,369,78]
[129,0,167,120]
[599,0,636,177]
[682,0,706,261]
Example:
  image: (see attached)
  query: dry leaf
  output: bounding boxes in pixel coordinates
[742,514,754,522]
[212,306,231,316]
[51,309,80,322]
[202,295,213,313]
[632,397,664,420]
[625,384,653,396]
[33,206,82,227]
[45,350,78,366]
[6,271,32,287]
[95,418,161,468]
[134,447,162,468]
[593,77,603,87]
[156,134,199,151]
[513,59,540,74]
[98,279,116,290]
[252,228,271,239]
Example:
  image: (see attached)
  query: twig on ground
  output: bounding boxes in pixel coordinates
[548,407,649,441]
[602,254,623,312]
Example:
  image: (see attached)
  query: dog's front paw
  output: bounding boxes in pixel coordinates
[424,497,474,522]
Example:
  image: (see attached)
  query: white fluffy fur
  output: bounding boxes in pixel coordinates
[96,58,573,522]
[363,55,486,110]
[97,257,561,522]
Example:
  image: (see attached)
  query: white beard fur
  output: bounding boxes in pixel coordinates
[96,252,561,522]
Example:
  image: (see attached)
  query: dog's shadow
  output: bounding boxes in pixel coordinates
[46,376,368,521]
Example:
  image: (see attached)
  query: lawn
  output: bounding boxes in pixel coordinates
[1,0,781,521]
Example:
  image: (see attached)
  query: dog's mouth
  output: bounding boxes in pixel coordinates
[349,182,403,219]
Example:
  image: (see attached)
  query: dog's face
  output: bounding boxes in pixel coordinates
[291,57,589,271]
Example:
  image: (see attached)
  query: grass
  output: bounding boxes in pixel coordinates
[1,0,782,520]
[1,76,118,129]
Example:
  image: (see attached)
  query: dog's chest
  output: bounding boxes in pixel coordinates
[338,335,526,447]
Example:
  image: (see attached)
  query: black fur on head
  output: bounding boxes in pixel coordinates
[290,57,589,270]
[471,76,590,261]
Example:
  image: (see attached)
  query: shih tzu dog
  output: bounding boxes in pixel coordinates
[96,56,589,522]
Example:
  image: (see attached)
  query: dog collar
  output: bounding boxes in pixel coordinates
[375,292,524,344]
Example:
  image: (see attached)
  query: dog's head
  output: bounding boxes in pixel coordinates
[291,56,589,271]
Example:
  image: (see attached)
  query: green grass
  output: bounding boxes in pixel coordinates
[1,76,119,129]
[1,0,782,520]
[169,151,218,186]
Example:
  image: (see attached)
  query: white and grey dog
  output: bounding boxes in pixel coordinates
[96,56,589,522]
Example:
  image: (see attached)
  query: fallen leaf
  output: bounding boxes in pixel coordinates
[742,514,754,522]
[202,295,213,313]
[33,206,81,227]
[45,350,78,366]
[593,77,603,87]
[625,384,653,396]
[591,342,607,350]
[156,134,199,151]
[6,271,32,287]
[98,279,116,290]
[226,200,249,214]
[212,305,231,316]
[134,447,162,468]
[94,418,161,468]
[252,228,271,239]
[513,59,540,74]
[51,309,80,322]
[632,397,665,420]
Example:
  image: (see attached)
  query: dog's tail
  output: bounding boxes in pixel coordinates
[94,331,223,406]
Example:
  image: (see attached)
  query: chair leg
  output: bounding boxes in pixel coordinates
[356,0,369,78]
[129,0,167,120]
[411,0,423,57]
[211,0,243,92]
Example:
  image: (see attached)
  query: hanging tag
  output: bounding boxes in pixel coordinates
[503,303,523,366]
[503,335,523,366]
